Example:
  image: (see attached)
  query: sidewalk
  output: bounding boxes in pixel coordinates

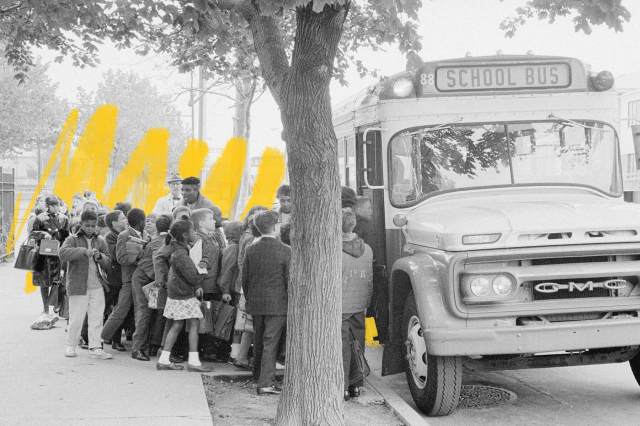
[0,264,212,426]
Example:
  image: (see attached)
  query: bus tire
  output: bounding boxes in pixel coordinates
[402,291,462,416]
[630,351,640,386]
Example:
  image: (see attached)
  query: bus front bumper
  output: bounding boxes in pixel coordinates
[425,318,640,356]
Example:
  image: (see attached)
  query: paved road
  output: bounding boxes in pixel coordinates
[369,345,640,425]
[0,264,212,425]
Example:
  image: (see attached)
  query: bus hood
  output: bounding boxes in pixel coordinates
[403,187,640,251]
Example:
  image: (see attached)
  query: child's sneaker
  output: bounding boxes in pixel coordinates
[88,348,113,360]
[65,346,77,357]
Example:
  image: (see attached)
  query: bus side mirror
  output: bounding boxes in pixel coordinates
[633,125,640,169]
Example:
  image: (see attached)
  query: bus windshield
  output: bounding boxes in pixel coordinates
[389,121,622,207]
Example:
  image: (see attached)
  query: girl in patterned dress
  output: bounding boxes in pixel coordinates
[156,220,211,372]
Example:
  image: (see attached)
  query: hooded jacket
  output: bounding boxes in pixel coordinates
[341,234,373,314]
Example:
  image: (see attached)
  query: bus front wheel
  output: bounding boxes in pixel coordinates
[402,292,462,416]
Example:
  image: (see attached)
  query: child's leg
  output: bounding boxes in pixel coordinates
[236,331,253,363]
[40,286,49,313]
[87,287,106,350]
[158,320,184,366]
[187,319,202,366]
[66,295,89,348]
[163,320,184,353]
[256,315,286,389]
[187,318,199,353]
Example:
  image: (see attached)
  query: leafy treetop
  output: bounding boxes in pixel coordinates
[501,0,631,37]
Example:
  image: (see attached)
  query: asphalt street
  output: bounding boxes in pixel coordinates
[369,342,640,425]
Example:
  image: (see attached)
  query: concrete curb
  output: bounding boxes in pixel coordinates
[366,373,429,426]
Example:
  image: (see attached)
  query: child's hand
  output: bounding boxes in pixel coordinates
[221,293,232,303]
[195,288,203,298]
[198,261,207,270]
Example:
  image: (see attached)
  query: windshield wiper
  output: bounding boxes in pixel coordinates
[547,114,613,132]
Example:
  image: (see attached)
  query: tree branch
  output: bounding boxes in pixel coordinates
[241,4,290,106]
[0,1,21,14]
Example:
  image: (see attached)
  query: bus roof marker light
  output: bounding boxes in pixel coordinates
[591,71,614,91]
[392,77,414,98]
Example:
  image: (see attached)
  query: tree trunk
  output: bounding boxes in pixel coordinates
[270,5,349,426]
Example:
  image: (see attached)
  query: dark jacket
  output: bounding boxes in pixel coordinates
[196,231,220,294]
[219,242,239,294]
[153,242,172,289]
[236,230,255,294]
[136,233,167,281]
[242,236,290,315]
[105,231,122,287]
[167,240,204,300]
[116,227,146,285]
[59,231,111,296]
[32,212,69,243]
[341,235,373,314]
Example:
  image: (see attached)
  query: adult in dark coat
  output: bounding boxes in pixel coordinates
[32,195,69,314]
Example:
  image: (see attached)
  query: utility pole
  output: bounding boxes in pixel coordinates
[190,70,195,140]
[197,66,206,144]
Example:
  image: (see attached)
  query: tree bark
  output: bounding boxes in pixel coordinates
[244,3,350,425]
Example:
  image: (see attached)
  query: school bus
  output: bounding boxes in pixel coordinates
[333,54,640,416]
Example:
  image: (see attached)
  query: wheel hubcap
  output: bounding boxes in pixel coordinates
[405,315,428,389]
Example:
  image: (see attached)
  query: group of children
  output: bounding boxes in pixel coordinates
[29,177,292,395]
[29,178,374,399]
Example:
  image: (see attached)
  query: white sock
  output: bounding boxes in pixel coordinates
[188,352,201,366]
[230,343,240,359]
[158,350,171,364]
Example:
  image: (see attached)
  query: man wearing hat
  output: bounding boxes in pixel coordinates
[152,173,183,216]
[180,176,216,212]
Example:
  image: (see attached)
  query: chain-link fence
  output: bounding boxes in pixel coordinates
[0,167,15,259]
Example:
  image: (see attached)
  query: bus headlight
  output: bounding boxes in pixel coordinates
[469,276,491,297]
[392,77,414,98]
[591,70,614,91]
[492,275,514,296]
[462,273,517,303]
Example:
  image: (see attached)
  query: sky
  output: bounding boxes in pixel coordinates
[39,0,640,159]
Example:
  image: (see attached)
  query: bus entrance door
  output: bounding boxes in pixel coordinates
[356,128,389,342]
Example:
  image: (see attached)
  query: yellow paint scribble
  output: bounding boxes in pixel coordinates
[24,272,36,294]
[105,128,169,212]
[201,137,247,218]
[239,148,285,220]
[54,105,117,206]
[12,105,287,296]
[7,110,79,255]
[178,139,209,179]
